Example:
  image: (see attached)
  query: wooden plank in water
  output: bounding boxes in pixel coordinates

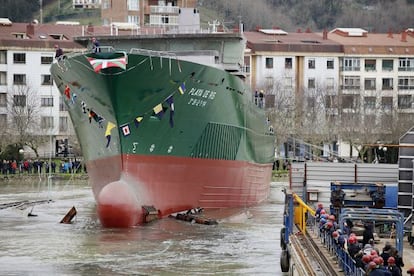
[60,206,77,224]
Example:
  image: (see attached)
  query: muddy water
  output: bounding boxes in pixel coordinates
[0,178,286,275]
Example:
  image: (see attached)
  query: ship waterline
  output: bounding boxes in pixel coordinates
[89,155,272,227]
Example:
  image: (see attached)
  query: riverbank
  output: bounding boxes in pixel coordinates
[0,172,88,183]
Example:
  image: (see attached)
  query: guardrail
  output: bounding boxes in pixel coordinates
[310,218,366,276]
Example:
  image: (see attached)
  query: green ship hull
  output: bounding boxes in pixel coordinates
[51,33,274,227]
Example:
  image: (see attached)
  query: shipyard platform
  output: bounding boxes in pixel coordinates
[280,188,414,275]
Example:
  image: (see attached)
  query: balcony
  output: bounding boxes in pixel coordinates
[398,67,414,72]
[341,66,360,72]
[73,0,100,9]
[150,5,179,14]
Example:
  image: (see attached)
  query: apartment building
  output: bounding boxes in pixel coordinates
[101,0,198,31]
[244,29,344,159]
[0,20,85,157]
[244,28,414,160]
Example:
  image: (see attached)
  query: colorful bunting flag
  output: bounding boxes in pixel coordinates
[178,82,186,95]
[166,95,175,128]
[105,121,116,147]
[120,124,131,136]
[89,109,99,124]
[134,116,143,128]
[71,93,77,104]
[64,85,71,100]
[153,104,164,119]
[87,56,127,73]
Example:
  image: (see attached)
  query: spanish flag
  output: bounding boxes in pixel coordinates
[105,121,116,147]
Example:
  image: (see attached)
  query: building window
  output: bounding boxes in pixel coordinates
[0,93,6,107]
[0,71,6,85]
[13,95,26,107]
[307,97,315,108]
[128,15,139,24]
[398,95,412,109]
[364,96,376,109]
[41,56,53,64]
[13,74,26,85]
[364,59,376,71]
[41,97,54,107]
[342,76,360,89]
[325,95,337,108]
[59,116,68,132]
[398,76,414,90]
[308,59,315,69]
[285,58,292,69]
[265,57,273,69]
[59,96,68,111]
[0,50,6,64]
[398,57,414,71]
[364,78,376,90]
[327,59,334,69]
[381,97,393,111]
[41,74,53,85]
[0,114,6,128]
[13,53,26,64]
[382,60,393,71]
[41,116,54,129]
[382,78,393,90]
[127,0,139,10]
[342,57,360,71]
[326,78,334,89]
[102,0,111,9]
[342,95,358,109]
[308,78,316,89]
[266,76,273,88]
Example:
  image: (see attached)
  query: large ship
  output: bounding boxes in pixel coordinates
[50,29,274,227]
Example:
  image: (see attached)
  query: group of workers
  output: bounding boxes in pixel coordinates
[315,203,413,276]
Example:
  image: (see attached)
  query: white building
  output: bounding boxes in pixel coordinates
[244,28,414,161]
[0,20,85,157]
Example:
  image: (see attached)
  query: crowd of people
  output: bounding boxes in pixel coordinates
[316,203,405,276]
[0,159,86,175]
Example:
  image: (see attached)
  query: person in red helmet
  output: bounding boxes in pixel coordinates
[315,203,324,222]
[348,235,361,261]
[387,257,402,276]
[362,254,372,270]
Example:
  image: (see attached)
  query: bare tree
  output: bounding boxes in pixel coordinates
[7,84,49,157]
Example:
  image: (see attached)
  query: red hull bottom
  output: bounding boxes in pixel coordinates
[87,155,272,227]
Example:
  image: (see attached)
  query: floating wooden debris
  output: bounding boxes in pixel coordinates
[0,199,53,210]
[170,207,218,225]
[142,205,159,223]
[60,206,77,224]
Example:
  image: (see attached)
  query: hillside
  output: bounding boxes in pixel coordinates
[1,0,413,32]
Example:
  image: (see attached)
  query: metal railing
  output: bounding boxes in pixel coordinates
[311,218,366,276]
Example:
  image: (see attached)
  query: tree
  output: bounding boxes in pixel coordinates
[7,84,49,158]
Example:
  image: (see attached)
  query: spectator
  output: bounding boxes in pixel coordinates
[91,37,100,53]
[54,44,63,59]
